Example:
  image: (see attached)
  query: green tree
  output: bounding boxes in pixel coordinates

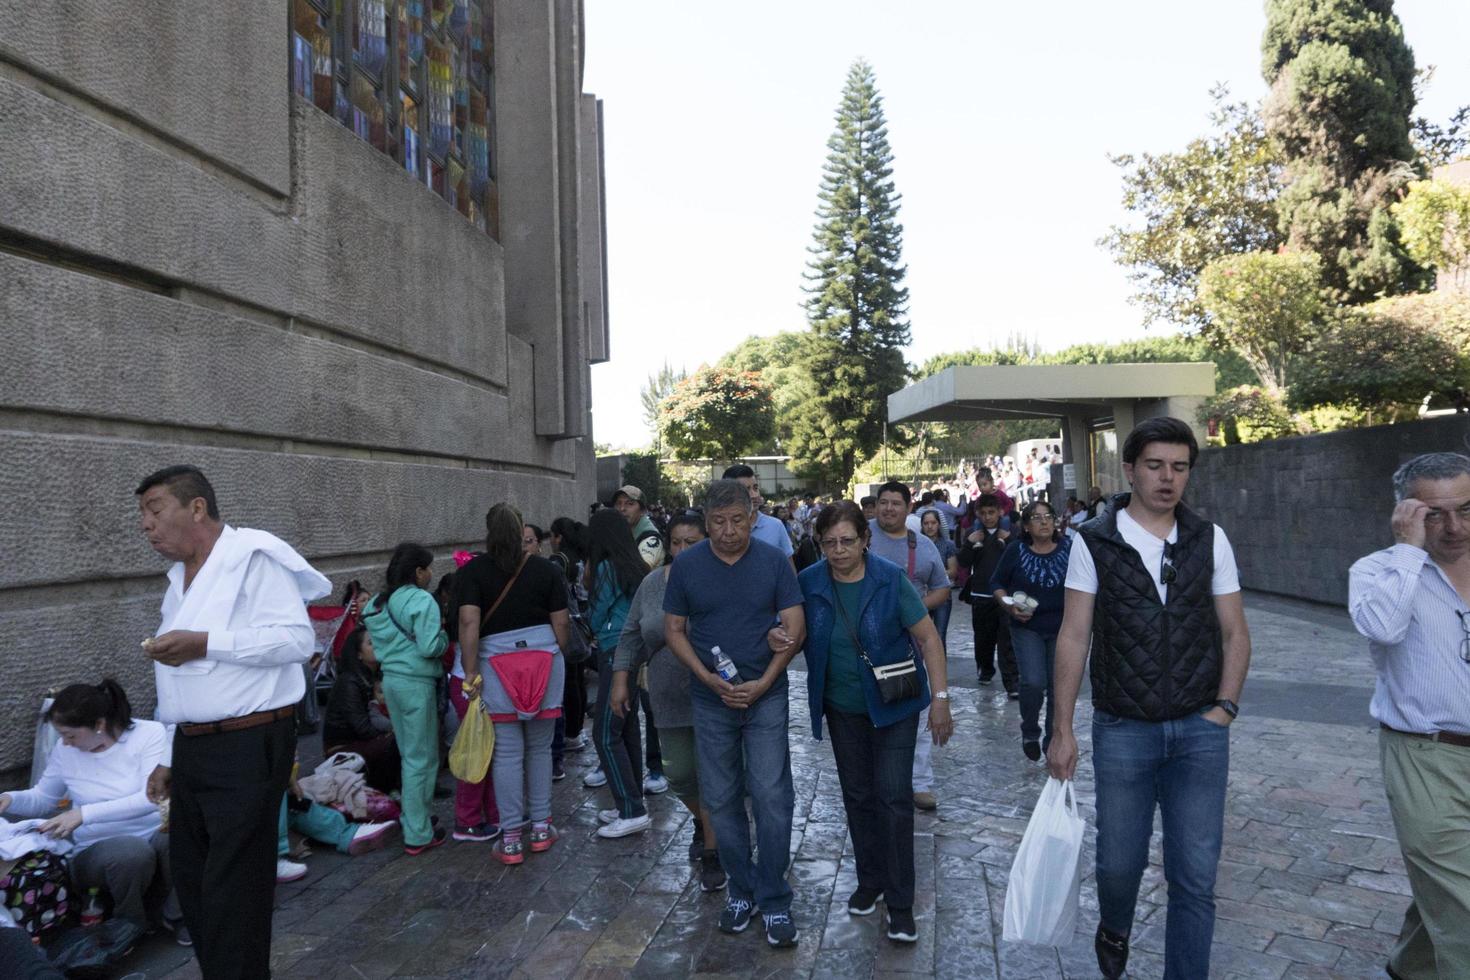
[1393,178,1470,289]
[658,367,775,463]
[1100,87,1284,331]
[619,451,663,504]
[716,332,813,452]
[1262,0,1424,300]
[790,59,911,490]
[639,362,686,439]
[1198,251,1325,395]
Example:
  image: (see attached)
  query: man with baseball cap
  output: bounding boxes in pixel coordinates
[613,485,665,568]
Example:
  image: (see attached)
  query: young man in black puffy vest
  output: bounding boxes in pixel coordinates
[1047,417,1252,980]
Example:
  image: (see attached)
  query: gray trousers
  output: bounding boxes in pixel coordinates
[492,718,555,830]
[69,830,178,926]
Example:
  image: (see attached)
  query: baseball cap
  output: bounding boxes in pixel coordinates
[613,485,644,504]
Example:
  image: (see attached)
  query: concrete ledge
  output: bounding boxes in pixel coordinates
[0,1,291,193]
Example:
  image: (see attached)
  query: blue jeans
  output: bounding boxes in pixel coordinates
[691,687,795,913]
[1093,707,1230,980]
[928,599,951,652]
[825,707,920,909]
[1009,626,1055,747]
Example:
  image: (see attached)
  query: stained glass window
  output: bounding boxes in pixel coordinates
[289,0,498,238]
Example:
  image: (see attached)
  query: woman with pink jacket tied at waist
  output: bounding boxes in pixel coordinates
[456,503,572,866]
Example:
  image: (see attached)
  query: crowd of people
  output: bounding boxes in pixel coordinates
[4,427,1468,980]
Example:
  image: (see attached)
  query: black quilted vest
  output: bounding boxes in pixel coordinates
[1078,494,1221,721]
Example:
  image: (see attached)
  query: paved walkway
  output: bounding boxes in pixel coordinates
[127,592,1407,979]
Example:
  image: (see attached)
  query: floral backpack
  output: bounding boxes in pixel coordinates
[1,849,72,940]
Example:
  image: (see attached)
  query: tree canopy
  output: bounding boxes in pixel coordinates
[658,366,775,463]
[1198,250,1325,395]
[715,332,813,453]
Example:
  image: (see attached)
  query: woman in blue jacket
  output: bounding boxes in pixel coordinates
[798,500,954,946]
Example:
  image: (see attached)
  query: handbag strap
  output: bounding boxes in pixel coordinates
[828,566,877,670]
[479,554,529,632]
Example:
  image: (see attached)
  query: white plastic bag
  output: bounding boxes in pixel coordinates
[1002,777,1085,945]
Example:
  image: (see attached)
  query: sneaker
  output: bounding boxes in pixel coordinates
[688,816,705,862]
[718,897,754,934]
[1095,924,1130,980]
[886,907,918,943]
[978,672,994,686]
[348,820,398,855]
[597,814,652,839]
[403,826,448,856]
[275,858,307,883]
[762,911,799,948]
[1023,740,1042,762]
[847,886,882,916]
[529,822,559,853]
[597,808,620,824]
[583,768,607,788]
[495,836,525,866]
[553,764,566,782]
[565,732,588,751]
[913,791,938,811]
[643,772,669,794]
[1007,690,1020,701]
[452,822,499,842]
[699,850,727,893]
[163,918,192,947]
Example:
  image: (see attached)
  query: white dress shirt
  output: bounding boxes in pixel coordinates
[153,527,326,755]
[1349,543,1470,736]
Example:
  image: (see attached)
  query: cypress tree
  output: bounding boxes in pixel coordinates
[790,59,910,490]
[1262,0,1425,300]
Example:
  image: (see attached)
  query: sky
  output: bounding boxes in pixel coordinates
[582,0,1470,449]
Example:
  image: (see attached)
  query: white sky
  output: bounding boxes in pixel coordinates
[582,0,1470,449]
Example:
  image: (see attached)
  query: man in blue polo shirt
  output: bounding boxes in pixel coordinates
[665,479,806,948]
[723,464,796,566]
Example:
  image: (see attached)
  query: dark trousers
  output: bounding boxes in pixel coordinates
[826,707,920,910]
[971,598,1018,691]
[171,715,295,980]
[640,687,664,775]
[594,648,646,818]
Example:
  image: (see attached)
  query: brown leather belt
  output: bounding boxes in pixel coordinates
[179,705,294,738]
[1381,722,1470,749]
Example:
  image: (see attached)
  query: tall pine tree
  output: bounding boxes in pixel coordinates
[790,59,910,491]
[1262,0,1425,301]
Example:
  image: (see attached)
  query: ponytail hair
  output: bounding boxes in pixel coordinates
[382,542,435,600]
[47,679,134,738]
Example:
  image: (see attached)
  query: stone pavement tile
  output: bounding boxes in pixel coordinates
[578,893,681,972]
[1215,896,1333,940]
[1255,868,1326,897]
[1312,879,1412,917]
[1285,856,1352,882]
[1321,923,1397,956]
[1252,886,1380,929]
[1264,933,1344,969]
[1344,868,1413,896]
[809,946,876,979]
[1206,942,1294,979]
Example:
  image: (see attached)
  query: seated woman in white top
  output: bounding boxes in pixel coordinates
[0,680,185,942]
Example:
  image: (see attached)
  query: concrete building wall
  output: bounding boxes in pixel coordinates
[1187,416,1470,606]
[0,2,605,776]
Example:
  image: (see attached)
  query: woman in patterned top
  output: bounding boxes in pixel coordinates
[988,499,1071,762]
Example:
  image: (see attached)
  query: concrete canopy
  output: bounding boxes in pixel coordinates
[887,363,1216,424]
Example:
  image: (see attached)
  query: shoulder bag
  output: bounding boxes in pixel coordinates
[829,567,920,704]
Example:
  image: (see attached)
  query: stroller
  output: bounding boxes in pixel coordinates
[301,581,364,734]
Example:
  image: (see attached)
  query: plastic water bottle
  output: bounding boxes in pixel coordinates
[81,887,103,927]
[712,646,740,683]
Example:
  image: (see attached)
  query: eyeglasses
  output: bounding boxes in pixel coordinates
[1025,514,1055,524]
[1160,541,1177,586]
[1459,611,1470,665]
[1424,502,1470,527]
[820,536,861,552]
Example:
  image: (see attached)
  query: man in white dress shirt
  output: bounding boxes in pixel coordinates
[1349,451,1470,980]
[137,466,329,980]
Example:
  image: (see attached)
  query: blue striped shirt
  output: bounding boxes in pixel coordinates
[1349,544,1470,736]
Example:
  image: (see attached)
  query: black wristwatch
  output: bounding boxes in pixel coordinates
[1215,699,1239,720]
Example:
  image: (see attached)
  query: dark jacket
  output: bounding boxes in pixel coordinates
[799,553,931,740]
[957,526,1010,601]
[1077,493,1221,721]
[323,656,385,745]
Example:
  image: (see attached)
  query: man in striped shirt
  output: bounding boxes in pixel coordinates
[1349,451,1470,980]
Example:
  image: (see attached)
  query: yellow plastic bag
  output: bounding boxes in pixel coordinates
[448,696,495,783]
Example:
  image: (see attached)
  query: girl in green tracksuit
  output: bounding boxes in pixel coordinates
[363,543,448,853]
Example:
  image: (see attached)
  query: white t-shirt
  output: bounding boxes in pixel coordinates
[1065,508,1240,604]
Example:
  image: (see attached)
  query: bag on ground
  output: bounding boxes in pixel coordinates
[448,696,495,783]
[1002,777,1084,946]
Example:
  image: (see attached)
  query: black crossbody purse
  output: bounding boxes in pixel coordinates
[830,570,920,704]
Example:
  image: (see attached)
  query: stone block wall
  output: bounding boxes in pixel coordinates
[0,2,606,776]
[1188,416,1470,606]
